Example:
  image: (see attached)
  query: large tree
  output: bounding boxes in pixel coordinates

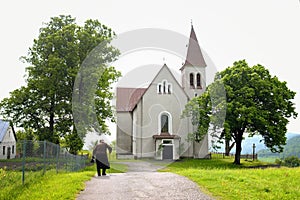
[0,15,120,154]
[183,60,297,164]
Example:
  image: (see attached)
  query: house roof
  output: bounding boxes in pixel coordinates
[116,88,147,112]
[180,25,206,70]
[0,119,10,142]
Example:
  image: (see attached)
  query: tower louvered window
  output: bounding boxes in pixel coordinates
[196,73,201,88]
[190,73,195,88]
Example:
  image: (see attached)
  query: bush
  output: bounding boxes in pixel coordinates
[283,156,300,167]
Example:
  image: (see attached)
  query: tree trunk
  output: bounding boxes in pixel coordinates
[234,132,243,164]
[225,139,235,156]
[49,111,55,142]
[49,98,57,144]
[225,139,230,156]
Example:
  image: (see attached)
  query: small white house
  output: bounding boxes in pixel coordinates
[0,119,17,159]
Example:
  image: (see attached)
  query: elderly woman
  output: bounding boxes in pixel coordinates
[93,139,112,176]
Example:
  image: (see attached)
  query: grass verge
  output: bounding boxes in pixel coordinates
[1,161,127,200]
[160,158,300,200]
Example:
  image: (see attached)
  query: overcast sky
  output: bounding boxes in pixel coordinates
[1,0,299,139]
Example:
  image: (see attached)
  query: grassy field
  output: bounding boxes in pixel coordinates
[160,158,300,200]
[0,160,127,200]
[2,153,300,200]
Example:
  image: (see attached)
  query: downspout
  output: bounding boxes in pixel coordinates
[154,138,157,158]
[140,97,143,158]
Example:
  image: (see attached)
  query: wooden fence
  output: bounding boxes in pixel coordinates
[209,152,258,160]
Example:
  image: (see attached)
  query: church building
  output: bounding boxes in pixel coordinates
[116,25,209,160]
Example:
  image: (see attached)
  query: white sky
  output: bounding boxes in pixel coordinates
[1,0,299,141]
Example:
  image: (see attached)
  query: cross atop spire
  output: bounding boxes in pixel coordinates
[180,24,207,70]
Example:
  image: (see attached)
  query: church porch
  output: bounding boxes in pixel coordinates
[153,133,181,160]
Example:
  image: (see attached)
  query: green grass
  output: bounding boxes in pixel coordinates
[1,161,127,200]
[160,158,300,200]
[258,157,278,163]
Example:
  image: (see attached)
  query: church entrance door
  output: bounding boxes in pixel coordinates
[162,145,173,160]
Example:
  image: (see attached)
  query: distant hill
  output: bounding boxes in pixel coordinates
[242,133,299,154]
[258,135,300,158]
[214,132,300,155]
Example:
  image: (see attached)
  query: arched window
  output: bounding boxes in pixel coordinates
[157,80,172,94]
[196,73,201,88]
[158,112,172,134]
[163,81,167,93]
[189,73,194,88]
[157,84,162,93]
[161,114,169,133]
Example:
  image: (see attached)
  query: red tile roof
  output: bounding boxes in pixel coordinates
[116,88,147,112]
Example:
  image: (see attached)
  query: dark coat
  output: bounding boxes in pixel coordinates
[93,142,112,168]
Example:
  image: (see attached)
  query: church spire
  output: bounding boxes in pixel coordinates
[180,24,206,70]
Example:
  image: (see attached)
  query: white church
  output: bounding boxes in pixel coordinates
[116,25,209,160]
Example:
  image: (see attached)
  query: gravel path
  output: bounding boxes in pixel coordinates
[76,161,214,200]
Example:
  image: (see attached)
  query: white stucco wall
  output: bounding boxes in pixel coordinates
[116,112,133,157]
[118,65,210,160]
[181,65,206,99]
[0,127,16,159]
[134,65,194,159]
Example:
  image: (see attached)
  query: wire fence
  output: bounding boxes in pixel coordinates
[209,152,258,160]
[0,140,88,184]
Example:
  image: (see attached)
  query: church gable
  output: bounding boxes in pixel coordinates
[138,64,190,137]
[146,64,188,100]
[116,64,189,114]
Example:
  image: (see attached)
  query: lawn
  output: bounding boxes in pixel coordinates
[160,158,300,200]
[2,155,299,200]
[0,161,127,200]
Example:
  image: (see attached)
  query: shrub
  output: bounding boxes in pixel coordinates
[275,158,283,165]
[283,156,300,167]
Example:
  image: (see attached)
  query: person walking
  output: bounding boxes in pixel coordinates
[92,139,112,176]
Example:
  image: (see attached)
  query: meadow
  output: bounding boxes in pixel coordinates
[0,160,126,200]
[160,158,300,200]
[1,153,299,200]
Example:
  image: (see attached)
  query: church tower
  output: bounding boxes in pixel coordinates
[180,25,207,99]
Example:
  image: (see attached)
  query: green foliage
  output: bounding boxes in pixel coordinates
[16,129,37,141]
[220,60,297,164]
[0,15,120,153]
[94,66,121,134]
[277,156,300,168]
[182,91,212,142]
[183,60,297,164]
[162,158,300,200]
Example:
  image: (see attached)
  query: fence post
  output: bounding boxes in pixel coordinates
[22,140,27,185]
[43,140,46,174]
[56,144,60,173]
[252,143,256,161]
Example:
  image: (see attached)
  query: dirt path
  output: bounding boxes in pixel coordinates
[76,161,214,200]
